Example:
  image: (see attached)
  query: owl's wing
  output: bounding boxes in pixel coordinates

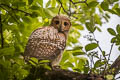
[24,26,66,61]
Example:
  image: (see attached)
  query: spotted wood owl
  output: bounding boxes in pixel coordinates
[24,15,71,68]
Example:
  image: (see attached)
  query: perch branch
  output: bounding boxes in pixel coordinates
[23,66,104,80]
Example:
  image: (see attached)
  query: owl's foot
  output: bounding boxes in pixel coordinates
[52,65,61,70]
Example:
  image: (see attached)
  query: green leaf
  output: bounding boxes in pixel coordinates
[72,23,84,30]
[63,61,74,67]
[118,46,120,51]
[28,0,33,5]
[113,0,119,2]
[106,75,114,80]
[72,46,83,50]
[29,57,38,66]
[116,34,120,41]
[94,60,104,68]
[101,2,109,11]
[30,57,38,64]
[116,24,120,34]
[43,64,51,70]
[46,0,51,7]
[85,43,98,52]
[107,28,116,36]
[115,8,120,16]
[88,1,99,8]
[1,9,6,15]
[31,11,39,18]
[60,51,70,64]
[105,13,110,18]
[13,1,26,7]
[85,22,94,33]
[39,0,43,7]
[96,26,102,32]
[72,50,85,56]
[78,58,87,69]
[30,6,40,10]
[39,60,50,63]
[22,16,31,23]
[94,14,102,25]
[112,3,119,10]
[0,47,15,57]
[111,37,116,43]
[51,0,56,7]
[107,9,117,14]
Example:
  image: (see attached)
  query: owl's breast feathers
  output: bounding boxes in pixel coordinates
[29,26,66,49]
[24,26,66,60]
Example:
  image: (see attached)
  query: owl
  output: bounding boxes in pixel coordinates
[24,15,71,68]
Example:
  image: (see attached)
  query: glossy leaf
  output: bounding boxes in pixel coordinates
[107,9,117,14]
[28,0,33,5]
[85,43,98,52]
[63,61,74,67]
[72,23,84,30]
[85,22,94,33]
[96,26,102,32]
[30,6,40,10]
[107,28,116,36]
[51,0,56,7]
[88,1,99,8]
[94,60,104,68]
[111,37,117,43]
[94,14,102,25]
[116,24,120,34]
[0,47,15,57]
[101,2,109,11]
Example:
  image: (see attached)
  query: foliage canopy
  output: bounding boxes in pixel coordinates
[0,0,120,80]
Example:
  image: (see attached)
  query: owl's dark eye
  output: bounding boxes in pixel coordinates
[64,22,68,26]
[55,21,59,25]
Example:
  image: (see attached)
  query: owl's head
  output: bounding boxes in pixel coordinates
[51,15,71,33]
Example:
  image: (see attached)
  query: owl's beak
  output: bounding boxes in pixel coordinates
[58,25,62,32]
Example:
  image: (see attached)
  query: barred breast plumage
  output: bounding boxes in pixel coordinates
[24,26,66,61]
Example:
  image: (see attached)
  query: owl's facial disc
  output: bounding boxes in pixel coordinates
[51,15,71,33]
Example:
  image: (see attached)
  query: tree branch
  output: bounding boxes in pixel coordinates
[109,55,120,75]
[23,66,105,80]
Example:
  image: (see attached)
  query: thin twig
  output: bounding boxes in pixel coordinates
[69,0,71,17]
[103,42,115,74]
[58,0,70,15]
[58,5,61,15]
[92,33,106,59]
[0,11,4,48]
[69,0,88,6]
[0,4,31,15]
[0,5,19,23]
[108,42,114,63]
